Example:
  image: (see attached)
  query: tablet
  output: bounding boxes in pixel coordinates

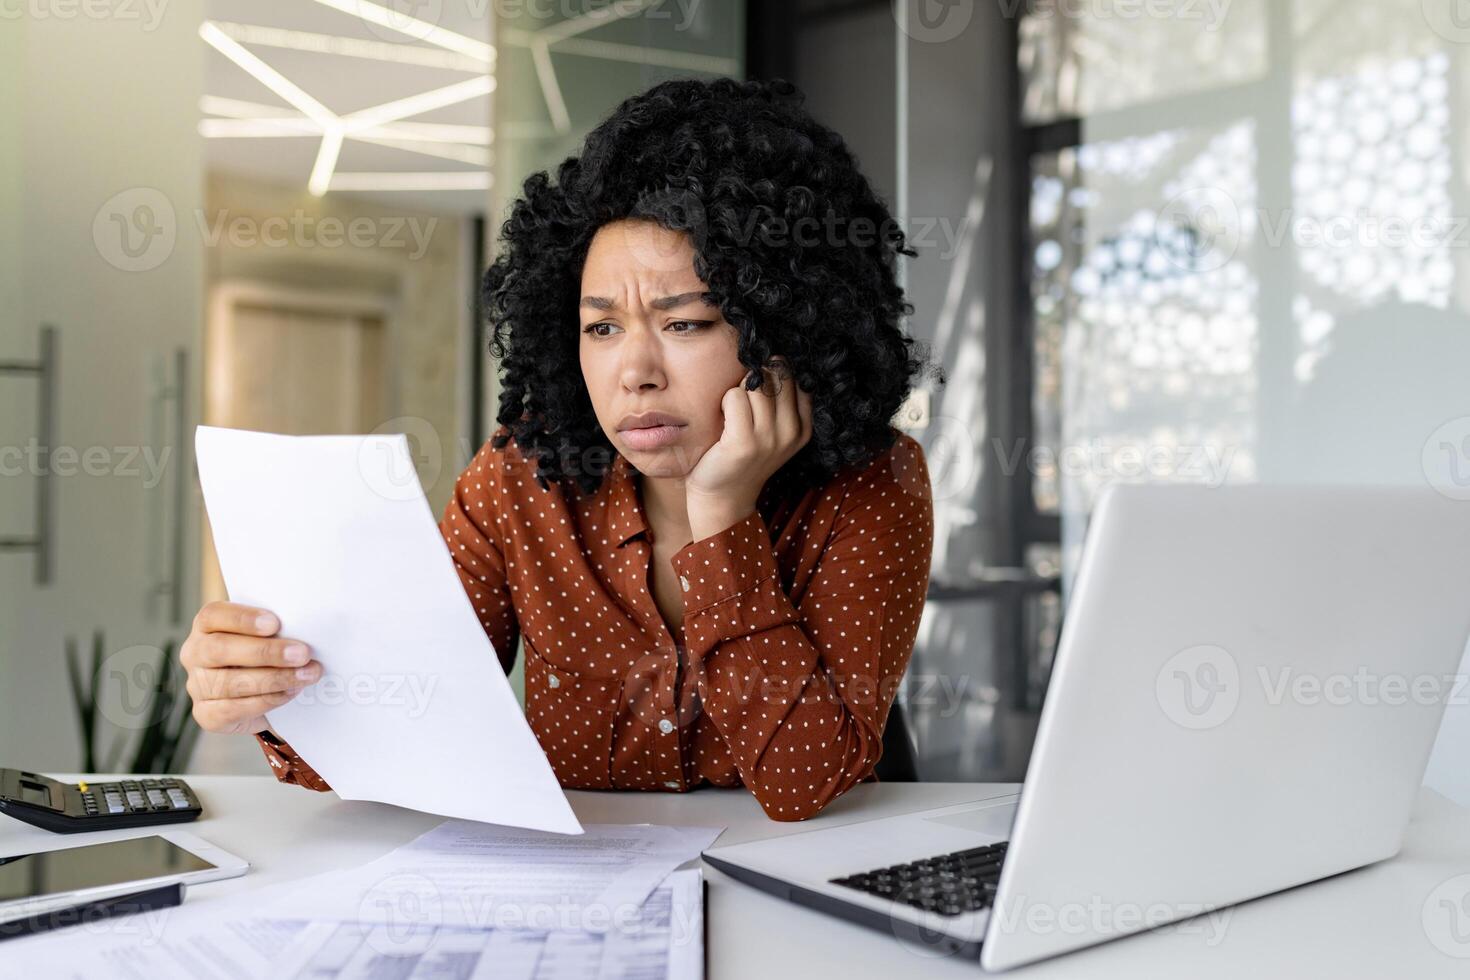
[0,831,248,923]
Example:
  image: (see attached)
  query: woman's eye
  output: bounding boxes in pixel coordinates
[583,322,617,337]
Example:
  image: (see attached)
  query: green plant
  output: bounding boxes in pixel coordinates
[65,630,200,775]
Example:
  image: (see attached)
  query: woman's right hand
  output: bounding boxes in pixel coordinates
[180,601,322,736]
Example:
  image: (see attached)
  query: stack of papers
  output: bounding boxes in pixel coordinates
[0,820,723,980]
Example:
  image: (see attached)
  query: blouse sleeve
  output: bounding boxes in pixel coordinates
[253,430,522,789]
[668,439,934,821]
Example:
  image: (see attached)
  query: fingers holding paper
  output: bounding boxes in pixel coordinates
[181,600,323,736]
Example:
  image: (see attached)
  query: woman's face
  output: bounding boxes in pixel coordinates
[579,219,748,478]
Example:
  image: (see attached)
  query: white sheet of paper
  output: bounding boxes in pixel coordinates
[194,425,581,835]
[261,819,724,929]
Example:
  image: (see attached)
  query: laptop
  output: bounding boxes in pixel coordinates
[701,483,1470,971]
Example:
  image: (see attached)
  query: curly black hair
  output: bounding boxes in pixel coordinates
[484,75,945,498]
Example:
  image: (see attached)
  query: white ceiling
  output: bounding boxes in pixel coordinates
[201,1,743,217]
[203,0,495,216]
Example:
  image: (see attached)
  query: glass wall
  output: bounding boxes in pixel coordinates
[1019,0,1470,801]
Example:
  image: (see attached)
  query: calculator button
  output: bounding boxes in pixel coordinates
[146,790,167,806]
[106,801,124,814]
[125,791,146,807]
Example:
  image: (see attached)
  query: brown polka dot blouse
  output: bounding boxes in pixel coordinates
[257,423,935,822]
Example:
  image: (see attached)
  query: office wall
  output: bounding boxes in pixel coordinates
[0,5,206,772]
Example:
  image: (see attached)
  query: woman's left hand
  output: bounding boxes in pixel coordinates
[685,360,812,539]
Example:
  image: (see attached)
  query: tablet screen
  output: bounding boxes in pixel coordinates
[0,836,216,902]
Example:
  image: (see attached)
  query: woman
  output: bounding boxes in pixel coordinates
[180,77,943,822]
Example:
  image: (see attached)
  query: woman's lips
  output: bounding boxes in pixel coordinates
[619,424,686,450]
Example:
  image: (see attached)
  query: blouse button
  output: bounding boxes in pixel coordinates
[658,718,674,734]
[547,674,560,689]
[663,780,680,790]
[679,575,690,592]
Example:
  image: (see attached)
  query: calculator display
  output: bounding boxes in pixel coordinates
[0,836,215,902]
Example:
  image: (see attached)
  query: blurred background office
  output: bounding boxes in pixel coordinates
[4,0,1469,803]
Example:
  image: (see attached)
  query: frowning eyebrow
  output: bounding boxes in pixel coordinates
[579,291,717,312]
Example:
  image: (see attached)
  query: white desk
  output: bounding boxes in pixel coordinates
[4,778,1470,976]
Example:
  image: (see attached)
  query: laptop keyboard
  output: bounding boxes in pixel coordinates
[829,841,1008,917]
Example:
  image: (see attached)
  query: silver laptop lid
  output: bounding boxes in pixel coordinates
[982,484,1470,971]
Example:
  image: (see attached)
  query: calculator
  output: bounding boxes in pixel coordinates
[0,769,203,834]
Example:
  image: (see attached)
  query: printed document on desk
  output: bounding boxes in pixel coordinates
[263,819,724,927]
[195,425,581,835]
[273,868,706,980]
[0,869,707,980]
